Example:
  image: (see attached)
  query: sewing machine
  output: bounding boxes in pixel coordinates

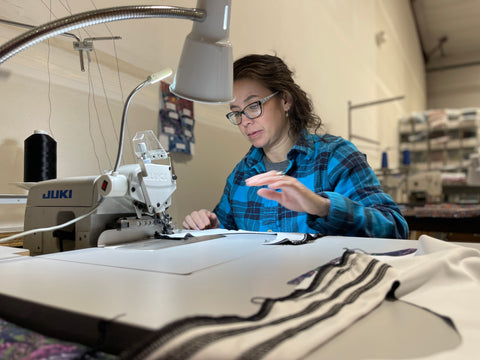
[379,170,443,204]
[22,131,177,256]
[407,170,442,203]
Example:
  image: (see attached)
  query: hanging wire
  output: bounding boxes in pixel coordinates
[62,0,114,170]
[61,0,131,168]
[93,46,120,144]
[111,39,135,166]
[87,59,103,173]
[88,0,132,167]
[42,0,55,139]
[90,48,114,170]
[39,0,131,172]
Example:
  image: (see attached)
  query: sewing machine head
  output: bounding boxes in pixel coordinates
[23,130,177,255]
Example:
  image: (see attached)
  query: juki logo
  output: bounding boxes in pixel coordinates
[42,190,73,199]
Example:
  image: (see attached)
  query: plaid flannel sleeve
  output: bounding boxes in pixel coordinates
[307,142,409,239]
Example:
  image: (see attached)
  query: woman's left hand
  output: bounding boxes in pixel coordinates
[245,171,330,217]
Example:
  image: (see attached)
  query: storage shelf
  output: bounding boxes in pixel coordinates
[399,108,479,171]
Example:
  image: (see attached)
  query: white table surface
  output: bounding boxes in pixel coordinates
[0,245,29,259]
[0,233,418,329]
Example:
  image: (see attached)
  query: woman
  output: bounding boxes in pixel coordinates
[183,54,408,239]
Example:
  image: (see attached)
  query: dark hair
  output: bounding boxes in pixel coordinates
[233,54,322,136]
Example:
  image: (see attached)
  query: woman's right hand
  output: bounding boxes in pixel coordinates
[182,209,220,230]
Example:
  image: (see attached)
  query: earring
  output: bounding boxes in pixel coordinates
[285,111,289,118]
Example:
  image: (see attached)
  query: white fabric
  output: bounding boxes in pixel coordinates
[127,236,480,360]
[376,235,480,360]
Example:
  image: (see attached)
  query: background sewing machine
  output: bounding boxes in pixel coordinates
[22,130,177,256]
[379,170,443,204]
[406,170,443,203]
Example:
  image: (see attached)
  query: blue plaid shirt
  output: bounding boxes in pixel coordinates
[213,131,408,239]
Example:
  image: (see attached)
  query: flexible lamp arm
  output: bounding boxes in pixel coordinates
[0,2,234,103]
[115,79,149,173]
[0,5,205,64]
[114,69,173,172]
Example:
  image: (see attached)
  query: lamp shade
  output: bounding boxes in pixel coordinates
[170,0,234,104]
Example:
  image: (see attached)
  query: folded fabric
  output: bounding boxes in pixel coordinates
[122,250,399,360]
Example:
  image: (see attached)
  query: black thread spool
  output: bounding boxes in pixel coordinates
[24,130,57,182]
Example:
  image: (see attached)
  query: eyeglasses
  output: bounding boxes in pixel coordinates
[226,92,279,125]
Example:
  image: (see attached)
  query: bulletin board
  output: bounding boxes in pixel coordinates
[158,81,195,155]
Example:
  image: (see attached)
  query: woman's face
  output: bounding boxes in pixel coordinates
[230,78,291,152]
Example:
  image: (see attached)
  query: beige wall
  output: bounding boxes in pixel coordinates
[427,65,480,109]
[0,0,426,230]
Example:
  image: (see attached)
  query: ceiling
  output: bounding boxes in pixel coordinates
[411,0,480,72]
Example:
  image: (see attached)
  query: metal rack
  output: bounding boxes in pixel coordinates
[399,109,480,171]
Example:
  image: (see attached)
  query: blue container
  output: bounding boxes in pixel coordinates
[402,150,411,166]
[381,151,388,169]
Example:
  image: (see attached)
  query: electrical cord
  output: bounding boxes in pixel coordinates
[0,197,104,245]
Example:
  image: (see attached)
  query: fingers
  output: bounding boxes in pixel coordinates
[245,170,285,187]
[182,216,198,230]
[182,209,219,230]
[256,188,282,202]
[246,171,330,216]
[246,171,298,192]
[183,210,207,230]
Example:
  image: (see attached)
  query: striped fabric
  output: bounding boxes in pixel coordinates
[213,131,408,238]
[122,251,398,360]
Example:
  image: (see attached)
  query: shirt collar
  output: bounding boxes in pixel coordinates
[288,130,315,161]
